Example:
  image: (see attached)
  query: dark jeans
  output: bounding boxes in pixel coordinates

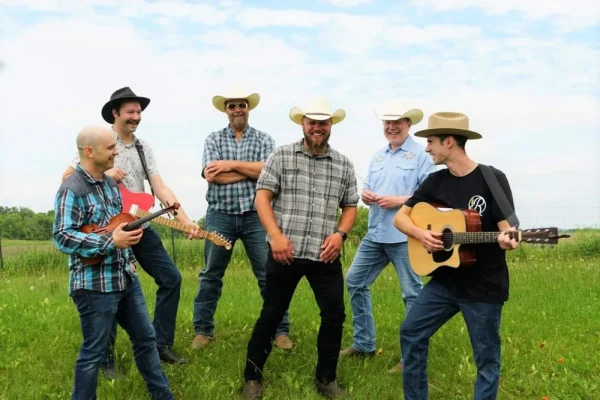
[244,253,345,383]
[401,279,503,400]
[106,226,182,360]
[193,211,289,337]
[71,278,173,400]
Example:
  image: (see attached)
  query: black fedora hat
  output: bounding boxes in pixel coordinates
[101,87,151,123]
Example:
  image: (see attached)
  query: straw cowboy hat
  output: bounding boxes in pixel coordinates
[373,99,424,125]
[414,112,482,140]
[212,86,260,112]
[289,98,346,125]
[101,87,150,124]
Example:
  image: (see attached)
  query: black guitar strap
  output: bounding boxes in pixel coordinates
[134,139,177,216]
[479,164,519,227]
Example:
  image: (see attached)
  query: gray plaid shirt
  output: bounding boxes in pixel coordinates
[203,125,275,214]
[257,140,359,262]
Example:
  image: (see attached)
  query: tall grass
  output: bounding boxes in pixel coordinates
[0,230,598,399]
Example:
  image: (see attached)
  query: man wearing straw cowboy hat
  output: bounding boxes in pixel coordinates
[192,86,292,351]
[61,87,201,372]
[340,99,435,374]
[393,112,519,400]
[241,98,359,399]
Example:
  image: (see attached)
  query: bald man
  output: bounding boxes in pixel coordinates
[53,126,175,399]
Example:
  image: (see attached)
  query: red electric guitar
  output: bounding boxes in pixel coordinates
[117,184,232,250]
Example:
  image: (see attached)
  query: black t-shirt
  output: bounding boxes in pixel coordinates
[405,165,514,304]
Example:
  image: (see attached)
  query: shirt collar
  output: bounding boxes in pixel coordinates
[294,139,331,159]
[226,124,251,138]
[386,135,415,154]
[76,164,108,185]
[112,126,138,147]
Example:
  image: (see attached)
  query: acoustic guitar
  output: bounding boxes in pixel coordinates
[407,202,570,276]
[118,184,232,250]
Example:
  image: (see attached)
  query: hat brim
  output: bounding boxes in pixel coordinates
[212,93,260,112]
[101,96,150,124]
[374,108,423,125]
[289,107,346,125]
[414,127,482,140]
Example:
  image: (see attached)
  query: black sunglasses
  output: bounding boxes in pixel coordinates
[226,102,248,110]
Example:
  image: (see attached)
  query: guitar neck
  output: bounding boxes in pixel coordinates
[133,209,207,238]
[454,231,520,244]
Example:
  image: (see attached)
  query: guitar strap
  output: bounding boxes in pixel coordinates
[479,164,519,227]
[134,140,177,217]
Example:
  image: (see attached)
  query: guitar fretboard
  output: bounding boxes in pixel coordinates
[453,231,519,244]
[133,209,207,238]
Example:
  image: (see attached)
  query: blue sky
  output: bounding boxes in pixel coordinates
[0,0,598,228]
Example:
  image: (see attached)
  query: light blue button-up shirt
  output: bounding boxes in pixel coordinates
[363,135,435,243]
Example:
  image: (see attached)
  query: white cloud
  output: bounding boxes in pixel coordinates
[0,4,598,228]
[411,0,599,30]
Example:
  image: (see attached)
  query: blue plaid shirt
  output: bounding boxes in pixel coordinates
[53,165,136,294]
[203,125,275,214]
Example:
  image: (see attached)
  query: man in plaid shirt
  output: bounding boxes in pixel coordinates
[192,87,292,350]
[53,126,173,400]
[242,98,359,399]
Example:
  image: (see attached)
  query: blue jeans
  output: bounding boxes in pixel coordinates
[401,280,503,400]
[71,278,173,400]
[193,210,290,336]
[345,240,422,352]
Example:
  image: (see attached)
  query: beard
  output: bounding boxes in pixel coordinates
[303,128,330,154]
[230,115,248,131]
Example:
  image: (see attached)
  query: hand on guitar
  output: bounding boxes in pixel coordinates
[182,220,203,240]
[113,223,143,249]
[270,232,294,265]
[105,167,127,182]
[416,228,444,253]
[498,227,519,250]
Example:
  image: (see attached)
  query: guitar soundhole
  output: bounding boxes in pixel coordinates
[432,228,454,263]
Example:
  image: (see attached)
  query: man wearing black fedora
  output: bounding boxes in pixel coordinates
[62,87,200,371]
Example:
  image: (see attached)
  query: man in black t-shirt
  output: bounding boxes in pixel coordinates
[393,112,519,400]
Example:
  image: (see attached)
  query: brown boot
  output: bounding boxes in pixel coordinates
[339,347,375,358]
[191,334,213,350]
[241,380,263,400]
[274,335,293,351]
[387,360,403,375]
[315,379,348,398]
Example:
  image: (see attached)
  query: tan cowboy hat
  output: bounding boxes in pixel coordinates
[414,112,482,140]
[373,99,423,125]
[289,98,346,125]
[212,86,260,112]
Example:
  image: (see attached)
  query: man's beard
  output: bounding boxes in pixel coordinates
[230,115,248,131]
[303,129,330,153]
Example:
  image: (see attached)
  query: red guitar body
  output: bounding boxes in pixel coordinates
[119,184,155,212]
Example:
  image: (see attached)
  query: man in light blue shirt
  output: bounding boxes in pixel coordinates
[340,100,435,374]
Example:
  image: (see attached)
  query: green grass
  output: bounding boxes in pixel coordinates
[0,231,599,399]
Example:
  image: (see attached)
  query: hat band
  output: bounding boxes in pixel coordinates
[305,112,331,117]
[382,113,403,117]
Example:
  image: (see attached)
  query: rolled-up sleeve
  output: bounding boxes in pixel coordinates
[256,150,281,196]
[340,162,359,207]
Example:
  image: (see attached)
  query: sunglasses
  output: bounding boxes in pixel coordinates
[226,102,248,110]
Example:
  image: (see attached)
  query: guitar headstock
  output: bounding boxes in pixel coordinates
[521,227,570,245]
[206,231,233,250]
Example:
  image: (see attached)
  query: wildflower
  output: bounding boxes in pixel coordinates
[558,357,564,364]
[29,286,35,291]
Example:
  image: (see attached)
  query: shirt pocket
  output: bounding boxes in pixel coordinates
[395,159,417,193]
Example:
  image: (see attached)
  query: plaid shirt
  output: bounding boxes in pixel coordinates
[53,165,136,294]
[203,125,275,214]
[257,140,359,262]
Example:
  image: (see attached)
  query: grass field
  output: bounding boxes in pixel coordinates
[0,231,598,399]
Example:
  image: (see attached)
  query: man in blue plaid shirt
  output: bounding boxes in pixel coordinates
[192,87,292,351]
[53,126,173,400]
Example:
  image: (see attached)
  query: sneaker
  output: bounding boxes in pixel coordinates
[274,335,293,351]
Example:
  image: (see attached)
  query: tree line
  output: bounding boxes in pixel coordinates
[0,206,370,243]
